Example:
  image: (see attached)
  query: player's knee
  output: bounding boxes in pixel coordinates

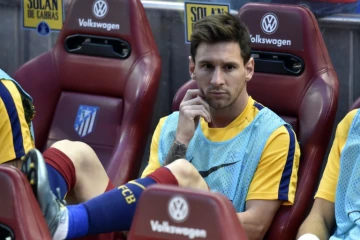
[50,140,99,171]
[167,159,201,187]
[171,159,198,177]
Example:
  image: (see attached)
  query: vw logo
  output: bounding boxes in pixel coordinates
[93,0,108,19]
[261,13,278,34]
[168,196,189,223]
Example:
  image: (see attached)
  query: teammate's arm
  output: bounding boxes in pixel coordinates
[296,110,355,239]
[296,198,335,240]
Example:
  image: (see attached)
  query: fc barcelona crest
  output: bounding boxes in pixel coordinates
[74,105,99,137]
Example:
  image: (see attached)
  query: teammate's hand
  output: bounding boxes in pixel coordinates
[175,89,211,146]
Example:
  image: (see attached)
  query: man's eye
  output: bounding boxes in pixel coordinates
[225,65,234,70]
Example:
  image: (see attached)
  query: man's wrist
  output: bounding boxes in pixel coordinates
[164,140,188,165]
[174,135,190,147]
[173,140,187,152]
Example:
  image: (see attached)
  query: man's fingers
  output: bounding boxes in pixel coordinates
[181,96,210,115]
[196,96,210,114]
[183,107,211,123]
[182,89,204,102]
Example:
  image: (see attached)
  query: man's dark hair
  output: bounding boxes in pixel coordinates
[190,13,251,65]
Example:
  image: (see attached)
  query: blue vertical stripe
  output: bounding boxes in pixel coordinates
[278,125,296,201]
[254,102,264,110]
[0,81,25,158]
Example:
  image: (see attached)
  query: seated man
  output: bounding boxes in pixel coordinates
[0,68,113,204]
[297,109,360,240]
[22,12,300,240]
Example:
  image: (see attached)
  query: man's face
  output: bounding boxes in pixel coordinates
[190,42,253,109]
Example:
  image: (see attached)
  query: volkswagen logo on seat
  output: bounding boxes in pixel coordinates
[93,0,108,19]
[261,13,278,34]
[168,195,189,223]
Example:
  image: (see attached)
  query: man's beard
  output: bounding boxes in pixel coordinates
[205,95,232,109]
[205,80,246,109]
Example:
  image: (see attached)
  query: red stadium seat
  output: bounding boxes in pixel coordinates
[128,185,248,240]
[13,0,161,186]
[349,97,360,111]
[0,165,51,240]
[172,3,339,239]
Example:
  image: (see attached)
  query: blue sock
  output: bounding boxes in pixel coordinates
[64,177,157,238]
[46,163,68,201]
[66,205,89,239]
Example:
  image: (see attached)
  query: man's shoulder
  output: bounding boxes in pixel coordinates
[264,118,296,148]
[0,80,22,103]
[336,109,359,139]
[251,99,279,118]
[253,105,287,127]
[343,109,358,126]
[155,113,177,136]
[251,99,291,130]
[261,124,294,146]
[0,69,14,81]
[158,113,177,128]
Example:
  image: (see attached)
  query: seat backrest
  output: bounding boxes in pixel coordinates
[128,185,248,240]
[14,0,161,185]
[0,165,51,240]
[173,4,339,239]
[350,97,360,111]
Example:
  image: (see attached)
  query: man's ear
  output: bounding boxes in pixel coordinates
[189,56,195,79]
[245,57,255,82]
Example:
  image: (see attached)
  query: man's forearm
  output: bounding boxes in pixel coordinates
[297,198,335,240]
[237,212,267,240]
[236,200,282,240]
[297,215,330,240]
[164,140,187,165]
